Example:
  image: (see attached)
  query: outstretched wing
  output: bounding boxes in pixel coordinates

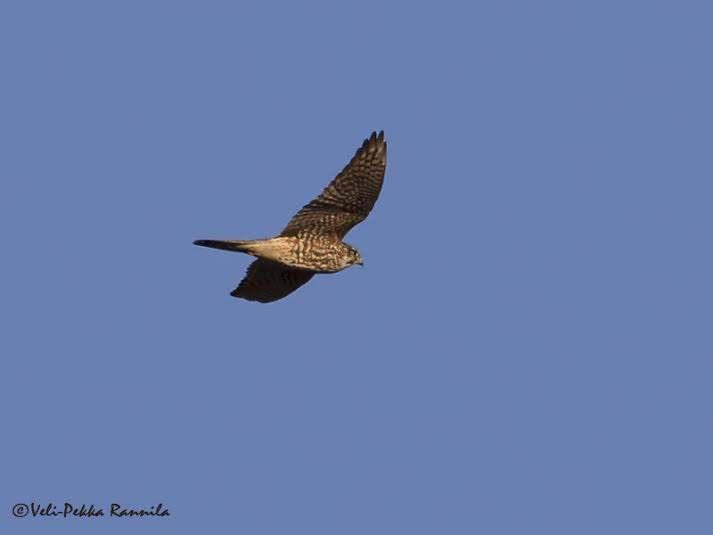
[231,259,314,303]
[281,131,387,239]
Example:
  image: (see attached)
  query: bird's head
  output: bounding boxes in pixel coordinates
[344,244,364,267]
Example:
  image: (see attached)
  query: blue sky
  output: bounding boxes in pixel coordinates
[2,1,711,534]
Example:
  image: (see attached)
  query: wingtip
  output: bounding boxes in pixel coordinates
[365,130,386,149]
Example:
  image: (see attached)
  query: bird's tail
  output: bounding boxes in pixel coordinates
[193,239,255,253]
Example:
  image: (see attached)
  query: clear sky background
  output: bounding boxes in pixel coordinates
[2,1,711,534]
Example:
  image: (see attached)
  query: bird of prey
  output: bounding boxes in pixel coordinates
[194,131,387,303]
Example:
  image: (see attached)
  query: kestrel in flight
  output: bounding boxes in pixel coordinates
[194,131,387,303]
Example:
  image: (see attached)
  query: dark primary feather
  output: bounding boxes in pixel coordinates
[280,130,387,239]
[231,259,314,303]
